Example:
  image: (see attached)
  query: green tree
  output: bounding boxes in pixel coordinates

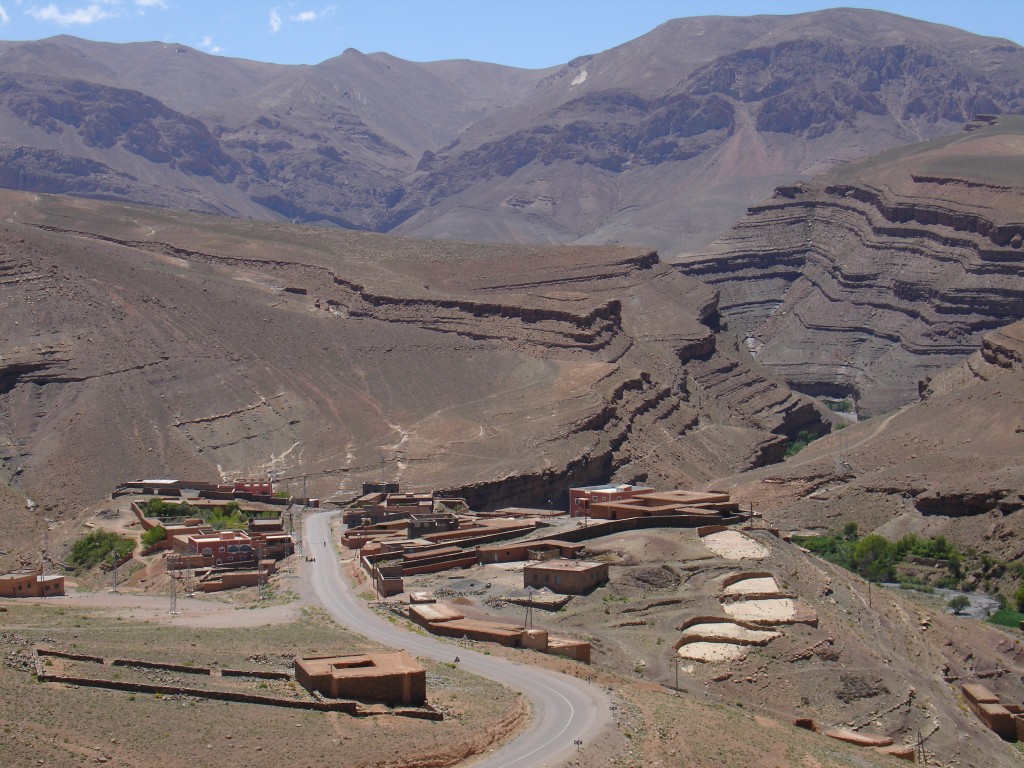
[141,525,166,549]
[851,535,897,582]
[1015,583,1024,613]
[947,595,971,615]
[842,522,859,540]
[68,530,135,570]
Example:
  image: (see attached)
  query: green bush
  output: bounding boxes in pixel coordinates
[68,530,135,570]
[784,429,819,458]
[141,525,166,549]
[1015,583,1024,613]
[947,595,971,615]
[851,535,897,582]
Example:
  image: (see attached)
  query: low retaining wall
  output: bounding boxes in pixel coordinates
[221,668,291,680]
[34,673,359,713]
[111,658,213,674]
[36,648,105,663]
[32,649,439,719]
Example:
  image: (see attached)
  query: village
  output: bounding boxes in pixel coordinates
[4,476,1024,762]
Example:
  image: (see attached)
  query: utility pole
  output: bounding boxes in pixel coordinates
[110,552,119,594]
[43,517,53,570]
[674,655,680,691]
[525,587,535,629]
[169,572,177,615]
[257,544,267,601]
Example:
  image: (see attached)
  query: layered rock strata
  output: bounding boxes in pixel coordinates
[678,117,1024,416]
[0,190,822,524]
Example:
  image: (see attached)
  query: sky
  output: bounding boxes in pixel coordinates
[0,1,1021,67]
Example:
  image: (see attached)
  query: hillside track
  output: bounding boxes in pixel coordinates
[305,511,611,768]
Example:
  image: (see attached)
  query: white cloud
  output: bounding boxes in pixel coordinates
[134,0,166,7]
[0,6,9,25]
[200,35,222,53]
[271,5,336,31]
[26,4,116,25]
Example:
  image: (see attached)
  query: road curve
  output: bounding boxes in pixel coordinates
[305,511,611,768]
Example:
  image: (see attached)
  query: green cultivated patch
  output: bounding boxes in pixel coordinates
[68,530,135,570]
[143,498,276,530]
[988,610,1024,629]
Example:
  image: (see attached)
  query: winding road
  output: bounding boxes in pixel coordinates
[304,511,611,768]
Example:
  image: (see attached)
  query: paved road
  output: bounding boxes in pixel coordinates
[305,511,611,768]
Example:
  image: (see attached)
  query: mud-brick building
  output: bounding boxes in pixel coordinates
[0,566,65,597]
[294,652,426,706]
[569,484,652,517]
[523,559,608,594]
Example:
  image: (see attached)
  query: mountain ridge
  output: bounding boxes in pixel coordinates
[0,9,1021,248]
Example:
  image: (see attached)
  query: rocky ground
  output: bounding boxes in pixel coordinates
[0,600,526,768]
[715,321,1024,564]
[403,525,1024,768]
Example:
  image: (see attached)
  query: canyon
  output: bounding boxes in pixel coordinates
[0,189,820,567]
[679,116,1024,416]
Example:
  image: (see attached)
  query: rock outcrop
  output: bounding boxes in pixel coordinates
[679,116,1024,415]
[716,320,1024,561]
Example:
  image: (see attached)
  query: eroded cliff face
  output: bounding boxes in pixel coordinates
[0,190,822,527]
[716,320,1024,560]
[678,117,1024,416]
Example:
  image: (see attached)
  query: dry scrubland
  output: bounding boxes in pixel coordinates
[0,602,524,768]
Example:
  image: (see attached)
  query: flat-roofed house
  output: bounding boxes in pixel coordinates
[295,652,426,705]
[523,558,609,594]
[0,566,64,597]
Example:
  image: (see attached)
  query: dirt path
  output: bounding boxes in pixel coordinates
[15,591,303,628]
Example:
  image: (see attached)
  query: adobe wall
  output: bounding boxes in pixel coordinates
[402,553,477,576]
[547,639,591,664]
[331,669,426,707]
[427,620,522,647]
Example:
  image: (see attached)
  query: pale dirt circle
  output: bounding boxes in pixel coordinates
[723,576,779,595]
[677,641,748,662]
[700,530,769,560]
[723,597,797,623]
[680,622,781,644]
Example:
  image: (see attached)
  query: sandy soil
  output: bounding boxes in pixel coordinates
[681,622,781,644]
[677,641,748,662]
[723,576,779,595]
[723,597,797,623]
[700,530,769,560]
[16,591,303,628]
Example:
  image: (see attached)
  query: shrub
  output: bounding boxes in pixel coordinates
[141,525,166,549]
[68,530,135,570]
[784,429,819,458]
[1015,583,1024,613]
[947,595,970,615]
[851,535,897,582]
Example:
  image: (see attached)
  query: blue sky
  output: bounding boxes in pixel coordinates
[0,1,1021,67]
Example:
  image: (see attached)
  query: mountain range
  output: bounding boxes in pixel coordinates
[0,8,1022,255]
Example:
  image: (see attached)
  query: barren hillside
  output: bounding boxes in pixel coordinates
[0,190,822,564]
